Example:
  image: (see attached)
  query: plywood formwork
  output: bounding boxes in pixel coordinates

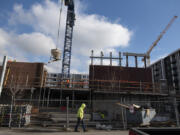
[89,65,156,93]
[90,65,152,82]
[0,61,46,89]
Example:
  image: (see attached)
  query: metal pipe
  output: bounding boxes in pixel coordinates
[42,87,46,107]
[19,106,23,128]
[47,88,51,107]
[66,96,69,129]
[9,95,13,128]
[38,87,42,109]
[0,56,8,96]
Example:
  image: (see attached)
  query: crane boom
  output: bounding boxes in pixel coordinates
[62,0,75,78]
[146,16,177,65]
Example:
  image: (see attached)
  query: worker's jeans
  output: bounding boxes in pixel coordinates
[74,117,86,131]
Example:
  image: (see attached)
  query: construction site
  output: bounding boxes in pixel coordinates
[0,0,180,134]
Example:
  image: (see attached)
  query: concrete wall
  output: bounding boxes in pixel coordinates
[92,93,157,121]
[151,48,180,93]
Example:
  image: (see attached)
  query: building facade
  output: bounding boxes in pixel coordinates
[151,48,180,93]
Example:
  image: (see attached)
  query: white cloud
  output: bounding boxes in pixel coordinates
[13,33,56,55]
[9,1,64,39]
[2,0,133,73]
[0,29,55,63]
[0,29,9,48]
[45,60,62,73]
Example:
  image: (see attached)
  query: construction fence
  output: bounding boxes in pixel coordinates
[0,98,180,129]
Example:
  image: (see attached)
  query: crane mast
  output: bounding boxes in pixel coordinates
[62,0,75,78]
[146,16,177,66]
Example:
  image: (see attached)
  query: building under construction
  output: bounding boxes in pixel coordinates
[0,48,179,128]
[151,48,180,93]
[0,0,179,128]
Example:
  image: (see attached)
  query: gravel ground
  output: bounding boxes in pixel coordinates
[0,128,129,135]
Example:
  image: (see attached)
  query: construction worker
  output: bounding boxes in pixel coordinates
[66,79,70,88]
[74,103,86,132]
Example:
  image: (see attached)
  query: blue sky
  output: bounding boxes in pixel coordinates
[0,0,180,73]
[83,0,180,57]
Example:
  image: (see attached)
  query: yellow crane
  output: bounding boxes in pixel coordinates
[145,16,178,66]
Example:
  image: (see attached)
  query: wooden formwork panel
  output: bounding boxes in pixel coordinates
[0,62,46,88]
[89,65,153,92]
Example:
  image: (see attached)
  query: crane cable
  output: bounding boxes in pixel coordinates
[56,0,64,49]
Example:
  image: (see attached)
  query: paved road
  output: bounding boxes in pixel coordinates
[0,128,128,135]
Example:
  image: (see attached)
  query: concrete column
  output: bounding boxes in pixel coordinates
[176,51,180,91]
[161,59,166,79]
[91,50,93,65]
[170,56,176,90]
[144,56,147,68]
[126,55,128,67]
[135,56,138,68]
[151,66,155,93]
[0,56,8,96]
[110,52,112,66]
[119,52,122,66]
[173,96,180,127]
[100,51,103,65]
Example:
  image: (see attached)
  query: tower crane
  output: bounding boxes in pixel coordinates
[145,16,177,66]
[62,0,75,78]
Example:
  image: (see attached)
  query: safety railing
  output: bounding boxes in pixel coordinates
[2,75,165,94]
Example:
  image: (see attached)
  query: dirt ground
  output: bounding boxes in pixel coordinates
[0,128,129,135]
